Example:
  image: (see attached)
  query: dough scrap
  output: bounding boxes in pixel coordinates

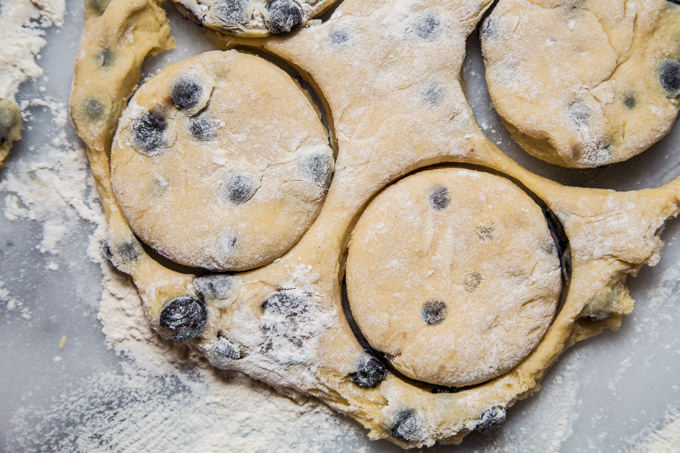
[346,168,561,388]
[111,50,333,271]
[481,0,680,168]
[71,0,680,447]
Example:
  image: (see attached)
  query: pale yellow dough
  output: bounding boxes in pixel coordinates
[71,0,680,448]
[481,0,680,168]
[111,50,332,271]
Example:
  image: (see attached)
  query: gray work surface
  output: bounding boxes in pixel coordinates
[1,1,679,451]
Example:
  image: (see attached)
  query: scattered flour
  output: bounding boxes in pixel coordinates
[627,410,680,453]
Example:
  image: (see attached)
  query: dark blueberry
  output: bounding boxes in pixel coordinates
[86,0,110,15]
[224,173,258,204]
[266,0,304,34]
[0,101,21,145]
[262,290,306,315]
[429,184,450,211]
[260,290,309,352]
[414,14,441,41]
[349,355,387,388]
[464,271,483,292]
[213,335,241,360]
[659,59,680,96]
[299,151,334,187]
[159,296,207,341]
[194,275,235,301]
[83,98,105,121]
[476,406,506,432]
[171,76,204,111]
[131,111,167,155]
[569,102,590,126]
[623,94,636,109]
[475,223,494,241]
[96,48,115,68]
[480,16,499,40]
[115,239,141,262]
[189,116,216,141]
[329,29,350,47]
[390,409,422,442]
[215,0,247,24]
[421,300,447,326]
[422,82,445,105]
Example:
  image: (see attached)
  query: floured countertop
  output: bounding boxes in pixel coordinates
[1,1,680,452]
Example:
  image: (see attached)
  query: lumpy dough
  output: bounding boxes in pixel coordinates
[111,50,333,271]
[172,0,339,37]
[346,168,561,387]
[481,0,680,168]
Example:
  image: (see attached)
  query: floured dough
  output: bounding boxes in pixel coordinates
[111,50,333,271]
[481,0,680,168]
[71,0,680,448]
[173,0,338,37]
[346,168,561,388]
[0,99,22,166]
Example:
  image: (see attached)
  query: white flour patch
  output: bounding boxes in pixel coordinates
[627,409,680,453]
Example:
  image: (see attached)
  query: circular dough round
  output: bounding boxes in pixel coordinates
[173,0,338,37]
[481,0,680,168]
[345,168,562,388]
[111,50,333,271]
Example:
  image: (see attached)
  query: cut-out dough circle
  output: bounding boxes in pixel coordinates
[111,50,334,271]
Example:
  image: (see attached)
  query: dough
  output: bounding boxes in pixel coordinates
[346,168,561,388]
[0,99,22,166]
[111,50,333,271]
[173,0,338,37]
[481,0,680,168]
[71,0,680,447]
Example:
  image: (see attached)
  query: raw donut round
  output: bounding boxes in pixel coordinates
[173,0,339,37]
[345,168,562,387]
[481,0,680,168]
[111,50,333,271]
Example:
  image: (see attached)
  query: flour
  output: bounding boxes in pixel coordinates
[627,410,680,453]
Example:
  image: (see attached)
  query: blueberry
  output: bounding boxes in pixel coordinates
[659,59,680,96]
[171,76,204,111]
[83,98,105,121]
[86,0,110,15]
[421,300,447,326]
[480,17,499,40]
[422,82,445,105]
[464,271,483,292]
[189,116,216,141]
[115,239,141,262]
[215,0,247,24]
[0,100,22,145]
[429,184,450,211]
[476,406,506,432]
[329,29,350,47]
[349,355,387,388]
[299,151,334,187]
[159,296,207,341]
[224,172,258,204]
[261,290,309,351]
[475,223,494,241]
[96,48,115,68]
[623,94,636,109]
[390,409,422,442]
[193,275,235,301]
[414,14,441,41]
[131,111,167,155]
[569,102,590,126]
[266,0,304,34]
[213,335,241,360]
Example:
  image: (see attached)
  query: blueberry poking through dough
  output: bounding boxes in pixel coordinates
[189,116,216,141]
[475,406,506,432]
[390,409,422,442]
[266,0,304,34]
[429,184,450,211]
[131,111,168,155]
[329,29,350,47]
[414,14,441,41]
[421,300,447,326]
[349,355,387,388]
[159,296,207,341]
[624,94,636,109]
[215,0,246,24]
[213,335,241,361]
[659,59,680,96]
[299,151,334,187]
[96,48,115,68]
[83,98,105,121]
[475,223,495,241]
[194,275,235,301]
[224,172,258,204]
[422,83,445,105]
[171,76,204,111]
[464,271,483,292]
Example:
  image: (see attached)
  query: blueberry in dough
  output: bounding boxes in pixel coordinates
[422,82,445,105]
[224,172,258,204]
[329,29,350,47]
[660,59,680,95]
[464,271,483,292]
[414,14,441,41]
[213,335,241,360]
[159,296,207,341]
[480,16,499,40]
[390,409,422,442]
[624,94,636,109]
[194,275,235,301]
[83,98,105,121]
[299,151,334,187]
[215,0,246,24]
[475,223,494,241]
[171,76,204,111]
[475,406,506,432]
[428,184,450,211]
[131,111,167,155]
[421,300,447,326]
[266,0,304,34]
[85,0,110,15]
[569,102,590,126]
[115,239,141,262]
[349,355,387,388]
[188,115,216,141]
[96,48,115,68]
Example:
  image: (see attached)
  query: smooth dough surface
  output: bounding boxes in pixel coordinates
[482,0,680,168]
[347,168,561,387]
[111,50,333,271]
[173,0,338,37]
